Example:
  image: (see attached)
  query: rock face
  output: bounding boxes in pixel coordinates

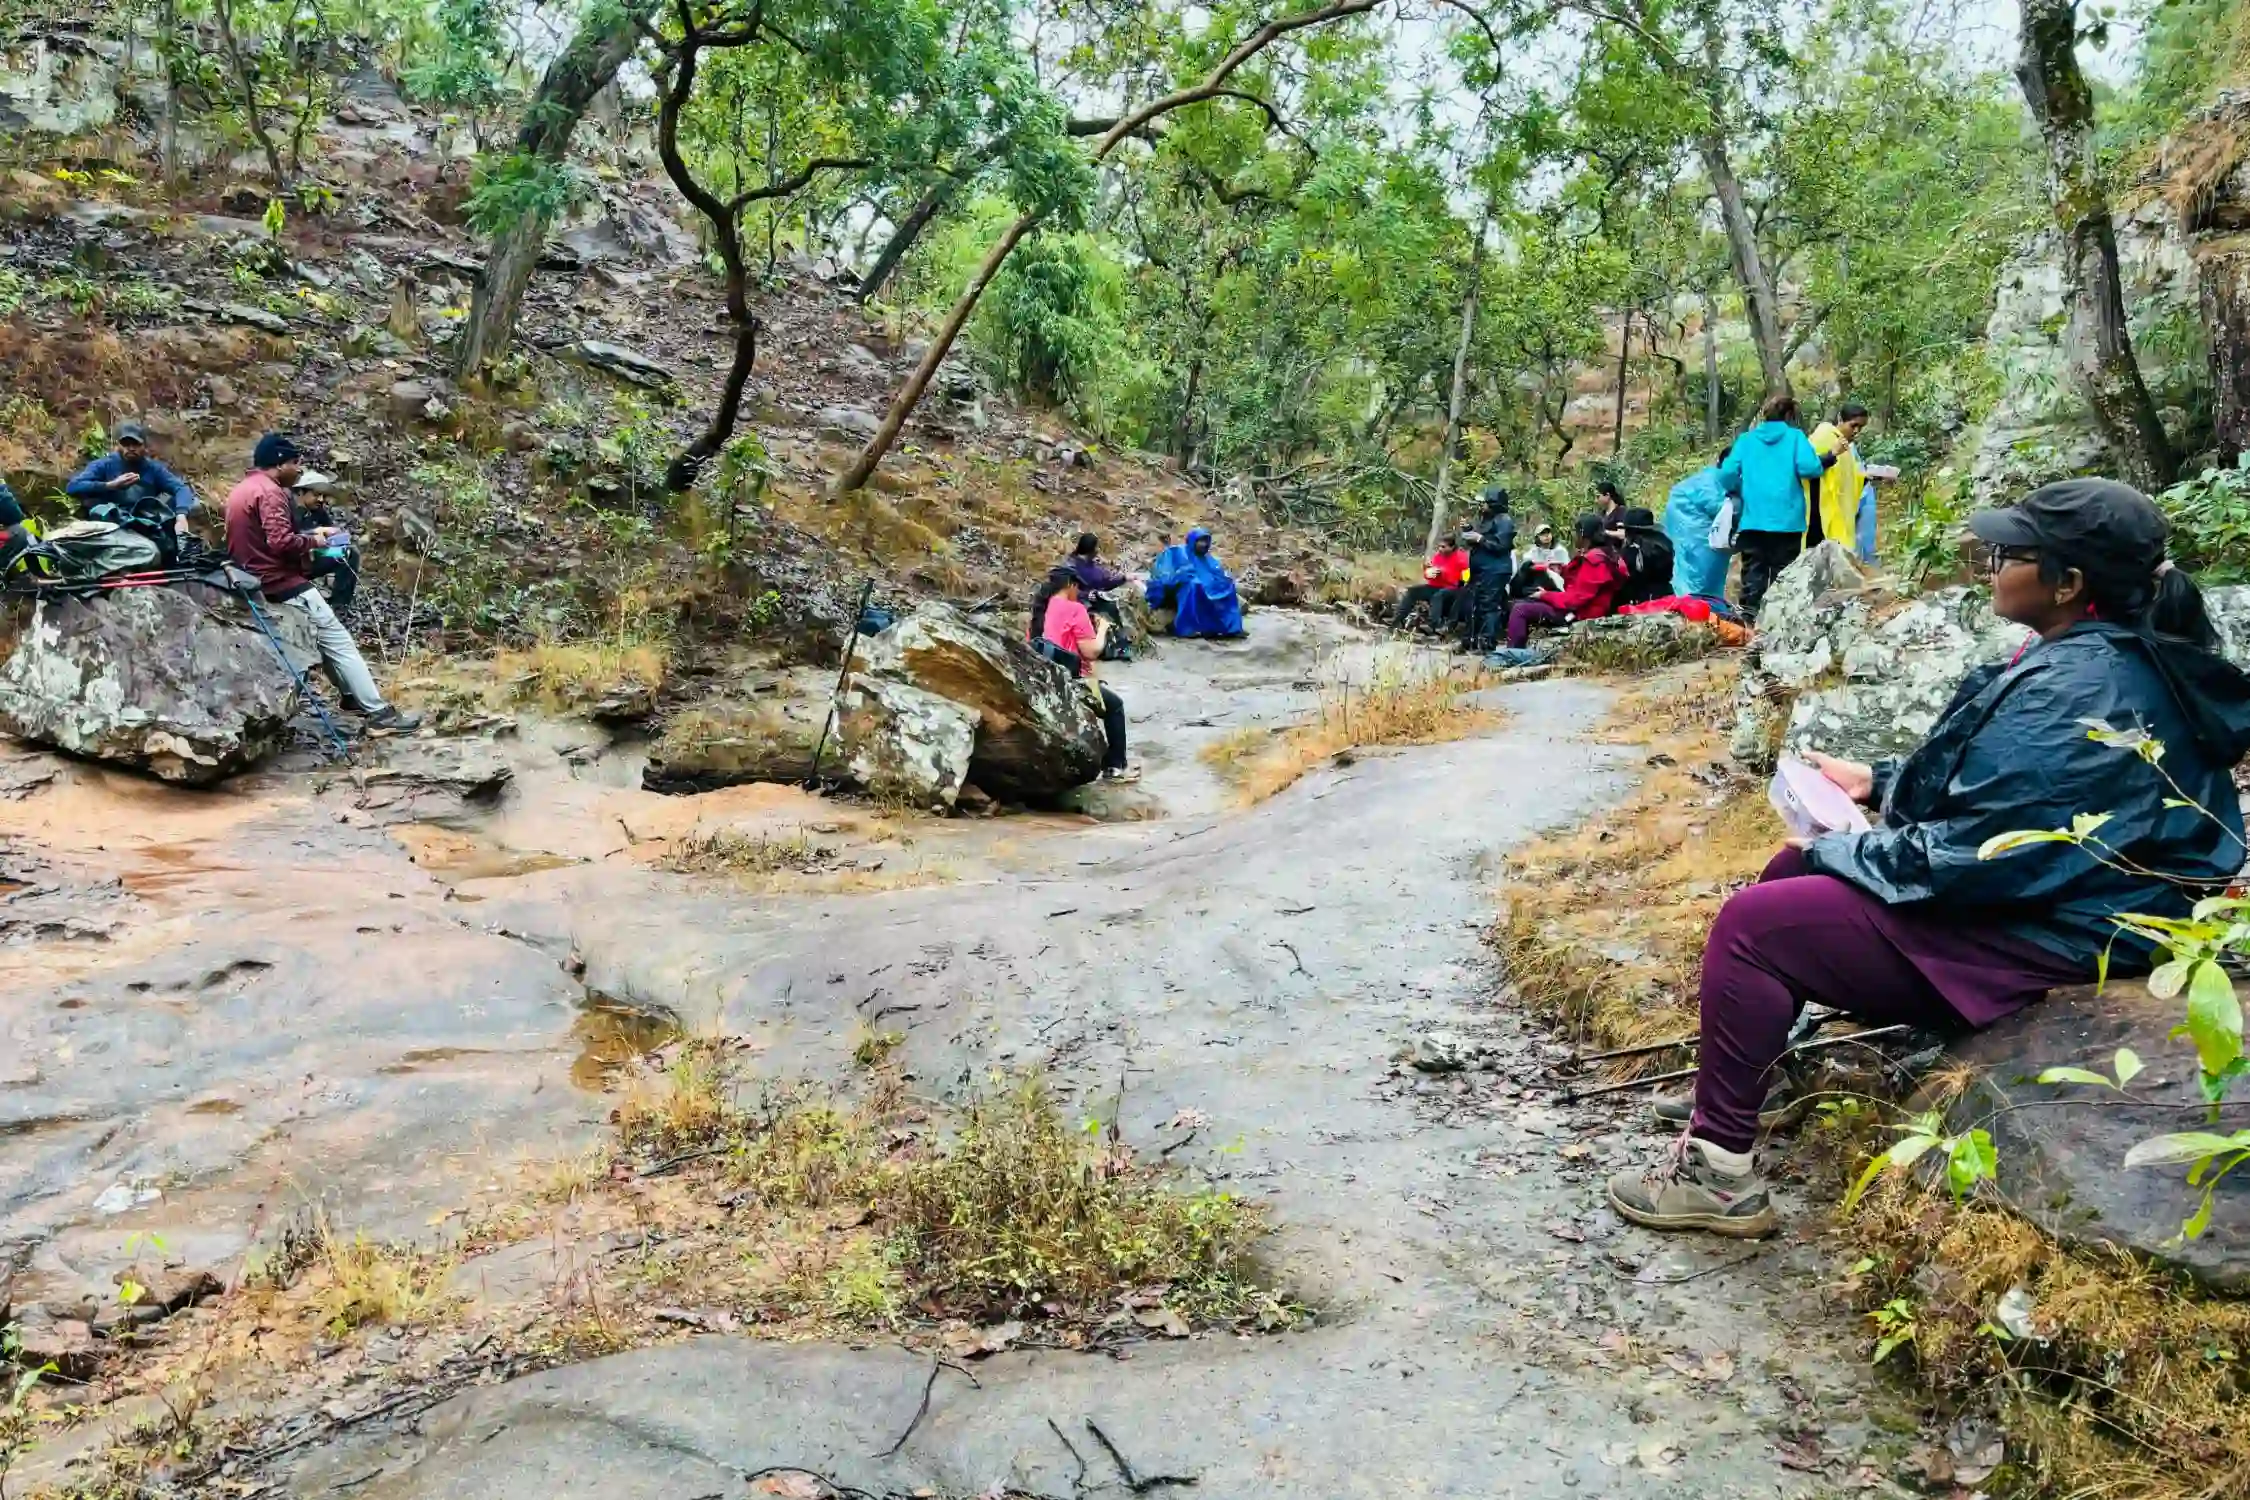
[1732,543,2250,770]
[856,605,1105,801]
[837,676,976,809]
[1969,199,2205,501]
[1951,982,2249,1293]
[0,581,317,784]
[0,32,124,136]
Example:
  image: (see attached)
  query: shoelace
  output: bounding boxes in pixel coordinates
[1637,1128,1697,1191]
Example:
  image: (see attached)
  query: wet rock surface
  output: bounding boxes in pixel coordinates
[0,580,318,784]
[0,612,1895,1499]
[1952,982,2250,1292]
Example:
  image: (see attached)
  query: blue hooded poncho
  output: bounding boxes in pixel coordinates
[1663,466,1732,600]
[1146,527,1243,637]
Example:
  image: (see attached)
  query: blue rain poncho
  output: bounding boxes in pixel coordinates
[1663,467,1731,599]
[1145,528,1243,637]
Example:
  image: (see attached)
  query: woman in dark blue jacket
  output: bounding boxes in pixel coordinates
[1609,479,2250,1237]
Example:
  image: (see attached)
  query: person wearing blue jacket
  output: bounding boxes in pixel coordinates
[65,422,196,539]
[1664,446,1736,600]
[1717,396,1835,620]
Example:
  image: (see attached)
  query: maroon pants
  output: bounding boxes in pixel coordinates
[1689,848,2085,1152]
[1505,599,1566,647]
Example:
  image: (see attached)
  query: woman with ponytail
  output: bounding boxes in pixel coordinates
[1609,478,2250,1238]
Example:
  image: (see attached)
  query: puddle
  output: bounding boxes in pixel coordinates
[393,825,580,881]
[570,1000,681,1091]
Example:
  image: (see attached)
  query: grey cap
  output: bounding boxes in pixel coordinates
[115,421,147,444]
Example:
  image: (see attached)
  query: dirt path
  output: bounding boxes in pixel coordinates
[1,613,1894,1497]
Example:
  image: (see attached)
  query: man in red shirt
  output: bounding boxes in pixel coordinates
[1390,535,1471,632]
[225,433,418,733]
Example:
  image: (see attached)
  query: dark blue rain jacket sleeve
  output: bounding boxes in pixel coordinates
[1803,671,2138,905]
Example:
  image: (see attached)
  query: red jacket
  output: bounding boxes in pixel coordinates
[1423,548,1469,589]
[1537,547,1625,620]
[224,470,315,600]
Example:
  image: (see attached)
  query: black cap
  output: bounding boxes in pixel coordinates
[1968,478,2167,573]
[1480,484,1509,511]
[252,432,301,470]
[115,420,147,444]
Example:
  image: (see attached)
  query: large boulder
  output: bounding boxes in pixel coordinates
[0,582,316,784]
[1950,982,2250,1293]
[837,677,976,810]
[856,606,1105,801]
[1730,543,2031,770]
[1732,544,2250,770]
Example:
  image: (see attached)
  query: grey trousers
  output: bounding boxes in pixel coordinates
[282,587,386,711]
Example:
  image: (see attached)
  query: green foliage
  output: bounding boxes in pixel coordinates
[980,231,1119,408]
[1843,1109,1999,1213]
[464,153,579,238]
[2155,455,2250,584]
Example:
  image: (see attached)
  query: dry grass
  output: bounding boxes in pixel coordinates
[614,1037,740,1152]
[305,1215,456,1336]
[654,826,958,894]
[1845,1176,2250,1500]
[1495,661,1772,1065]
[1203,661,1498,805]
[490,640,667,712]
[1555,616,1726,675]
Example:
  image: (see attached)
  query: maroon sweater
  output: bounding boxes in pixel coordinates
[224,470,315,600]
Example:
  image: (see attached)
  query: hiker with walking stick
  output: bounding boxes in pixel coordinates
[224,433,419,735]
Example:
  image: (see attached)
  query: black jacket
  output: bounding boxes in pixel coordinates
[1464,511,1516,590]
[1804,621,2250,969]
[1618,524,1675,605]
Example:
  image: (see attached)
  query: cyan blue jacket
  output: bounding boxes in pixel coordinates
[1718,421,1824,534]
[66,452,197,515]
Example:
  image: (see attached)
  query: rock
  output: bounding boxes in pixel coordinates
[114,1266,223,1313]
[856,606,1106,801]
[1970,199,2200,501]
[1729,543,2031,771]
[587,683,656,724]
[12,1313,107,1381]
[1248,569,1307,607]
[569,340,677,390]
[838,676,977,810]
[815,404,883,442]
[1409,1031,1485,1072]
[346,740,513,823]
[954,782,997,817]
[195,300,291,336]
[206,374,239,408]
[500,419,541,453]
[1950,981,2250,1293]
[0,32,123,136]
[1557,612,1720,671]
[0,581,312,785]
[641,679,836,794]
[387,378,455,425]
[839,344,886,378]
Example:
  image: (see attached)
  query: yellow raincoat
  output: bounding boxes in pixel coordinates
[1807,422,1862,548]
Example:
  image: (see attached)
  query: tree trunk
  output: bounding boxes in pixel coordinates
[212,0,288,188]
[1701,133,1787,398]
[829,0,1383,497]
[454,0,656,379]
[1612,306,1632,455]
[1427,223,1485,555]
[158,0,180,186]
[857,176,959,303]
[1702,288,1721,442]
[2199,241,2250,466]
[2016,0,2177,490]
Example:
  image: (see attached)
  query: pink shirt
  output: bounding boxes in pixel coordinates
[1042,594,1098,659]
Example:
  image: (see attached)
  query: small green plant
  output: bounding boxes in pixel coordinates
[1870,1297,1919,1364]
[78,420,111,462]
[2155,454,2250,584]
[1843,1109,1999,1211]
[262,198,288,237]
[42,273,102,315]
[1888,467,1972,585]
[0,267,29,317]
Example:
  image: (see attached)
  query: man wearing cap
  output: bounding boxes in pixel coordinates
[1458,484,1519,653]
[225,433,418,733]
[65,422,197,537]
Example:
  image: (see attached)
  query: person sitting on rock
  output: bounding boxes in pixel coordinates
[1064,531,1133,659]
[1504,522,1571,602]
[66,422,197,552]
[1145,527,1244,638]
[1607,480,2250,1239]
[1614,506,1676,608]
[289,466,361,614]
[1391,534,1470,632]
[1038,567,1138,783]
[224,433,419,734]
[1488,514,1624,663]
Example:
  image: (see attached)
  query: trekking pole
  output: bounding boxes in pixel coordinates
[805,577,875,788]
[1559,1025,1913,1103]
[236,587,351,757]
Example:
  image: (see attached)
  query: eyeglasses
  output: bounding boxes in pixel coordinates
[1982,543,2040,574]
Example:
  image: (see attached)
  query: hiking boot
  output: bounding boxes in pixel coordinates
[1650,1083,1804,1132]
[363,705,423,735]
[1102,765,1142,784]
[1607,1136,1779,1238]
